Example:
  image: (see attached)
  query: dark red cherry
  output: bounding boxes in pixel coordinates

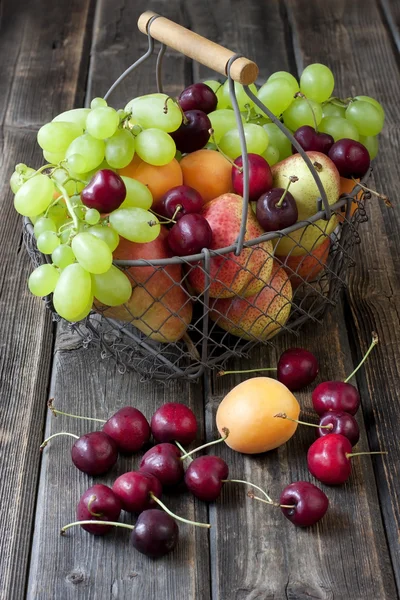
[312,381,360,416]
[277,348,319,391]
[178,83,218,114]
[292,125,334,155]
[71,431,118,475]
[328,139,370,178]
[184,455,229,502]
[256,187,298,232]
[102,406,150,453]
[131,509,179,558]
[318,411,360,446]
[231,154,273,202]
[167,213,213,256]
[81,169,126,212]
[160,186,204,221]
[112,471,162,513]
[280,481,329,527]
[307,434,353,485]
[76,484,121,535]
[171,110,211,153]
[151,403,198,445]
[139,443,184,486]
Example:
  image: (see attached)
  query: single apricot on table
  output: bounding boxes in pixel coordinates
[216,377,300,454]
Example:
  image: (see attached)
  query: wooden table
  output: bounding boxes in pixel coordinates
[1,1,400,598]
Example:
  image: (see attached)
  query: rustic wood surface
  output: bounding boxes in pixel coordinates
[0,0,399,599]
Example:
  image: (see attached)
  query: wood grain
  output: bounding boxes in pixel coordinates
[285,0,400,591]
[26,1,210,599]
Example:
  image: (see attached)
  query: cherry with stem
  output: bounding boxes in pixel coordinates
[179,428,229,460]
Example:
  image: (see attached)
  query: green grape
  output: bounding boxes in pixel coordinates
[10,164,36,193]
[47,203,69,229]
[37,231,60,254]
[117,109,128,122]
[345,100,384,136]
[354,95,385,120]
[120,177,153,210]
[92,265,132,306]
[66,153,87,175]
[52,244,75,269]
[258,78,296,116]
[65,134,105,173]
[135,129,176,166]
[14,174,54,217]
[263,123,292,160]
[28,264,60,296]
[90,97,107,109]
[219,124,269,159]
[125,94,183,133]
[73,295,94,321]
[208,109,244,143]
[86,107,119,139]
[322,102,346,119]
[283,97,323,131]
[60,224,74,244]
[51,165,83,195]
[34,217,57,238]
[267,71,299,93]
[37,121,83,154]
[202,80,221,93]
[105,129,136,168]
[53,108,90,130]
[43,150,66,164]
[300,63,335,103]
[88,225,120,251]
[71,232,112,274]
[216,84,229,109]
[262,145,280,166]
[53,263,92,322]
[85,208,101,225]
[221,81,258,111]
[359,135,379,160]
[109,208,160,243]
[319,116,359,142]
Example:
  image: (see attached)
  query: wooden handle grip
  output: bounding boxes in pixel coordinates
[137,11,259,85]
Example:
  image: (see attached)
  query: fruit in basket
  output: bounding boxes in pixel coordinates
[178,82,218,113]
[345,100,384,137]
[92,265,132,306]
[276,236,330,288]
[256,178,299,232]
[14,174,55,217]
[300,64,335,103]
[257,77,297,117]
[215,376,300,453]
[53,263,93,321]
[119,156,183,210]
[71,232,113,274]
[159,185,204,220]
[125,93,183,133]
[135,128,177,166]
[109,207,161,243]
[188,193,273,298]
[167,213,213,256]
[328,139,370,178]
[76,484,122,535]
[151,403,197,444]
[208,108,244,143]
[283,97,323,131]
[180,149,233,202]
[209,261,292,341]
[80,169,126,212]
[292,125,334,155]
[219,123,269,160]
[171,109,211,153]
[231,154,273,202]
[319,117,359,142]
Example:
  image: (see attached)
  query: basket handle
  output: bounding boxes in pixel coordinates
[137,11,259,85]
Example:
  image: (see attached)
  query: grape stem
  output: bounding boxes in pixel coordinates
[28,163,57,178]
[295,92,318,132]
[276,176,298,208]
[54,181,79,232]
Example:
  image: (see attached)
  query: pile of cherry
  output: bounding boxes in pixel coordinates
[41,333,384,558]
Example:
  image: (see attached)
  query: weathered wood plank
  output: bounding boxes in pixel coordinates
[189,0,398,597]
[285,0,400,590]
[26,1,211,599]
[379,0,400,54]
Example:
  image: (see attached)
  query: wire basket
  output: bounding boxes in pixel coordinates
[23,12,369,381]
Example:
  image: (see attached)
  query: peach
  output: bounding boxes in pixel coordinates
[276,237,330,289]
[180,149,233,203]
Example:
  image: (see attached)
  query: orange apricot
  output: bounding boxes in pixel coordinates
[180,149,233,203]
[119,157,183,210]
[216,377,300,454]
[338,177,362,221]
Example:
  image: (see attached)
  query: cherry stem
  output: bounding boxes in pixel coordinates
[47,399,106,424]
[149,493,211,528]
[295,92,318,131]
[40,432,79,450]
[171,204,182,221]
[222,479,273,503]
[274,412,333,430]
[344,332,379,383]
[247,493,295,509]
[217,367,276,376]
[179,428,229,460]
[346,451,388,459]
[174,99,189,124]
[175,441,193,463]
[276,175,299,208]
[61,520,134,535]
[351,178,392,207]
[87,495,103,518]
